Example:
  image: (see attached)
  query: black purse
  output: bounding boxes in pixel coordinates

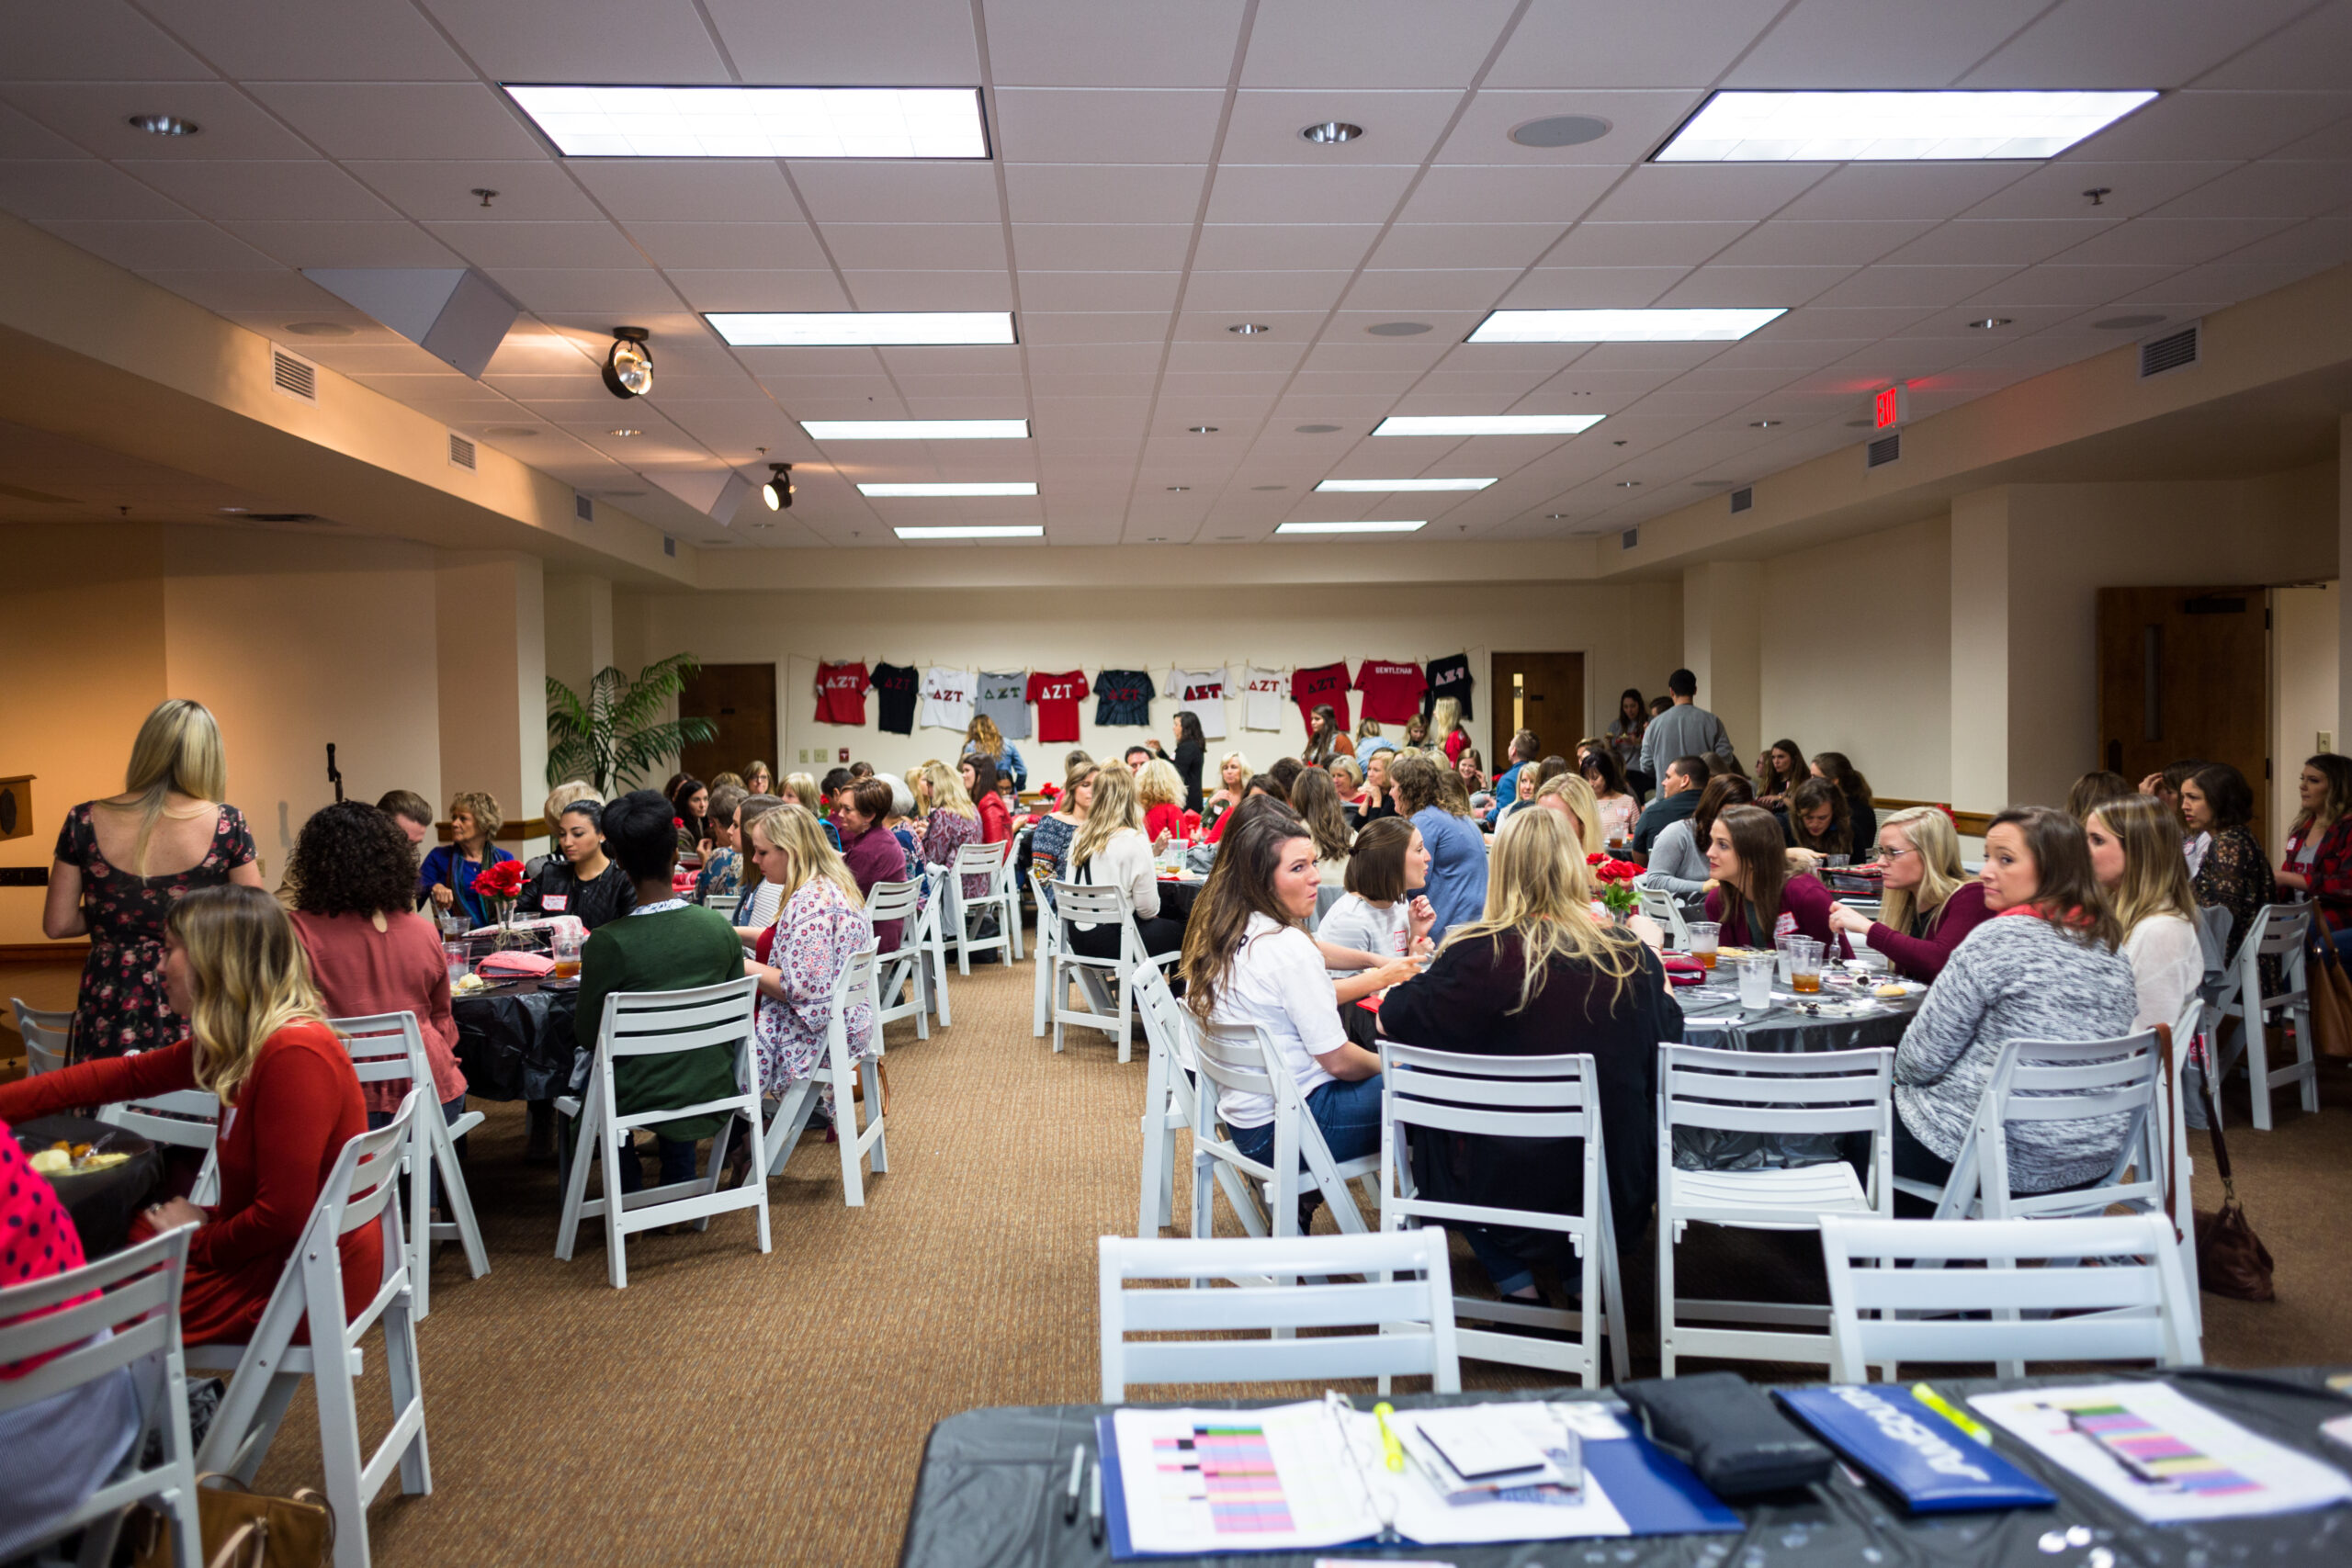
[1616,1371,1833,1497]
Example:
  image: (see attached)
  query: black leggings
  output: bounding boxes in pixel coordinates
[1890,1114,1955,1217]
[1068,914,1186,961]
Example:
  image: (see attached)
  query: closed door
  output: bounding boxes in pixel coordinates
[2096,587,2268,847]
[1487,650,1587,774]
[678,662,778,787]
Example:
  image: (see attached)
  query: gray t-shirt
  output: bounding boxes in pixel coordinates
[975,670,1030,739]
[1319,892,1408,977]
[1639,701,1738,777]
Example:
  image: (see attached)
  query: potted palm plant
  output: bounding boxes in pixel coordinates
[545,654,719,795]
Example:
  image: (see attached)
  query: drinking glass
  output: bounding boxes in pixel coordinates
[551,929,583,980]
[1775,934,1800,985]
[1789,938,1826,995]
[1736,953,1774,1010]
[1687,920,1721,971]
[444,941,469,986]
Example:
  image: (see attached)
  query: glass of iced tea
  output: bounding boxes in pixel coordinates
[1789,937,1825,995]
[551,928,583,980]
[1687,921,1720,970]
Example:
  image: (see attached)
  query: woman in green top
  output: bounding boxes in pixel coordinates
[576,789,748,1191]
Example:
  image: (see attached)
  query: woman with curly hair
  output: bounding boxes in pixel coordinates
[418,790,516,927]
[287,801,466,1127]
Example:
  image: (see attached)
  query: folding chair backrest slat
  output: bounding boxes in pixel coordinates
[2248,904,2309,960]
[331,1010,427,1087]
[336,1097,419,1237]
[0,1228,187,1405]
[1130,963,1196,1072]
[1050,880,1130,925]
[99,1090,221,1153]
[1385,1044,1595,1141]
[1195,1021,1278,1098]
[952,841,1005,876]
[865,878,921,925]
[1660,1043,1893,1138]
[9,999,73,1075]
[601,977,761,1056]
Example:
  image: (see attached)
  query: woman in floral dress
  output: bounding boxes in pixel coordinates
[43,699,263,1059]
[744,805,875,1100]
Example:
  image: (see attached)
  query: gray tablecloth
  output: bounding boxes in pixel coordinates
[1670,976,1924,1171]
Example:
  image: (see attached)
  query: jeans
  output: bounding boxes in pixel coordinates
[616,1135,701,1192]
[1225,1073,1385,1173]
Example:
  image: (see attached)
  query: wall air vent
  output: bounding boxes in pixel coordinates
[663,535,676,558]
[2138,321,2200,379]
[1866,431,1901,468]
[447,432,476,470]
[270,347,318,404]
[1729,486,1753,513]
[573,493,594,523]
[1621,526,1639,550]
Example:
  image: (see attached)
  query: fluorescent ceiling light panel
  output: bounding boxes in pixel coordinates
[1468,308,1783,344]
[1372,415,1605,437]
[801,419,1030,440]
[707,311,1013,346]
[503,85,988,159]
[1655,89,2156,163]
[857,481,1037,497]
[1315,478,1495,493]
[1276,520,1428,535]
[893,525,1044,539]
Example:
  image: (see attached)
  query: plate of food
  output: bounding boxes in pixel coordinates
[20,1137,133,1176]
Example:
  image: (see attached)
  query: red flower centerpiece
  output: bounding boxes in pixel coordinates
[1586,851,1643,923]
[472,858,527,941]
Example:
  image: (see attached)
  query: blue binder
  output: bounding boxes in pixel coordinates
[1775,1385,2058,1513]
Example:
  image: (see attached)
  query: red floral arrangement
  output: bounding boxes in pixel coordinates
[1039,782,1062,799]
[1586,852,1642,919]
[473,859,526,901]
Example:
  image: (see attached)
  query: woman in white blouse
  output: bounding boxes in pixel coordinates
[2085,793,2206,1034]
[1063,764,1184,959]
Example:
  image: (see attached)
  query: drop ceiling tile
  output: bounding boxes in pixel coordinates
[1020,310,1175,344]
[569,161,804,222]
[1585,164,1829,223]
[1881,219,2114,265]
[704,0,981,83]
[876,345,1026,375]
[1711,220,1937,267]
[421,0,731,81]
[621,221,829,271]
[1221,89,1464,165]
[1498,265,1690,307]
[1804,265,2019,308]
[2154,257,2341,301]
[2070,91,2352,163]
[665,268,852,311]
[881,370,1034,398]
[1011,222,1195,270]
[1540,221,1744,267]
[839,270,1014,309]
[488,267,686,314]
[2219,216,2352,267]
[1241,0,1521,88]
[344,160,597,222]
[223,219,464,267]
[787,161,1006,224]
[1272,393,1398,419]
[247,83,546,161]
[138,0,475,79]
[1397,164,1617,224]
[1030,396,1152,433]
[1341,269,1518,310]
[1959,264,2184,307]
[1182,269,1353,311]
[990,88,1227,164]
[1017,270,1183,311]
[0,82,316,161]
[1006,163,1206,222]
[815,222,1005,271]
[1205,163,1419,224]
[1437,88,1704,160]
[1765,304,1942,339]
[0,160,190,220]
[37,217,277,271]
[422,220,645,270]
[1436,342,1590,375]
[1301,342,1457,376]
[152,271,351,311]
[123,158,409,223]
[1411,370,1556,397]
[2052,217,2296,267]
[1023,342,1167,373]
[1960,0,2312,89]
[1191,223,1382,270]
[730,346,884,376]
[1727,0,2049,87]
[1022,372,1161,399]
[1781,164,2029,220]
[1960,160,2235,221]
[754,373,899,401]
[986,0,1249,87]
[0,103,85,161]
[2203,2,2352,90]
[1164,338,1308,372]
[1363,223,1558,269]
[2149,160,2352,220]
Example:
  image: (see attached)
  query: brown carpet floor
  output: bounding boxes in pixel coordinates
[10,951,2349,1565]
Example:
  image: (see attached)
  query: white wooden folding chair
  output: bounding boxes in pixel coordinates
[1379,1043,1629,1387]
[1657,1043,1894,1375]
[2160,1007,2205,1344]
[1635,886,1690,948]
[1131,961,1264,1240]
[865,877,933,1042]
[1821,1213,2200,1383]
[97,1089,221,1206]
[1191,1022,1380,1240]
[1028,869,1058,1039]
[1045,879,1181,1062]
[944,841,1015,975]
[703,892,741,922]
[1097,1230,1461,1403]
[754,946,890,1206]
[0,1225,200,1568]
[327,1011,489,1320]
[191,1093,430,1568]
[993,840,1026,963]
[2212,903,2317,1130]
[8,998,72,1076]
[554,976,769,1289]
[903,862,954,1030]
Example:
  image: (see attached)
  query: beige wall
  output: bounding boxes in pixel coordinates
[2275,581,2342,852]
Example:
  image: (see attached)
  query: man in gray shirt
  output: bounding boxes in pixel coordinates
[1639,668,1738,780]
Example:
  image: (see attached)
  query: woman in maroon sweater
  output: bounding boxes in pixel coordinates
[1703,804,1850,956]
[0,886,378,1345]
[831,776,909,953]
[1828,804,1990,982]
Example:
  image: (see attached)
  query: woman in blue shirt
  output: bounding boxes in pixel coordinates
[418,790,517,927]
[1386,751,1487,941]
[962,714,1026,791]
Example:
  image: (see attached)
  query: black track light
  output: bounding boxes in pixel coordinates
[602,327,652,399]
[762,463,795,511]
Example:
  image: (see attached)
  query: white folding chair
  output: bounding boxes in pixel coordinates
[1131,961,1263,1240]
[1097,1230,1461,1403]
[2160,1008,2205,1343]
[96,1089,221,1207]
[944,841,1015,975]
[1379,1044,1629,1386]
[1045,879,1181,1062]
[754,946,890,1206]
[904,863,954,1030]
[865,878,933,1042]
[1635,886,1690,949]
[1192,1022,1380,1240]
[0,1226,200,1568]
[2212,903,2317,1130]
[702,892,741,922]
[554,976,769,1289]
[1028,870,1057,1039]
[1657,1043,1895,1375]
[191,1093,430,1568]
[9,998,72,1076]
[993,840,1026,963]
[327,1012,489,1321]
[1821,1213,2200,1383]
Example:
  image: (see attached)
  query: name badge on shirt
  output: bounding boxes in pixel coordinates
[543,895,569,912]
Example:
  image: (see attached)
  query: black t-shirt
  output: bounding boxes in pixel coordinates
[1092,668,1156,727]
[1423,653,1474,720]
[873,662,920,735]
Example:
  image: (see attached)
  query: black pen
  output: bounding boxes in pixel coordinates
[1089,1459,1104,1547]
[1062,1443,1086,1524]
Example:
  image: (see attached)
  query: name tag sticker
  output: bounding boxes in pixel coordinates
[543,896,568,911]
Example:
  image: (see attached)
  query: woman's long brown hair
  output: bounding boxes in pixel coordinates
[1181,809,1309,1022]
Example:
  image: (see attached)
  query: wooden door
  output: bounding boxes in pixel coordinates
[1487,651,1587,773]
[2096,587,2269,846]
[678,662,777,787]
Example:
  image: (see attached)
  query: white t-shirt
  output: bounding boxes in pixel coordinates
[741,878,784,934]
[1241,665,1288,732]
[1163,667,1232,740]
[1069,829,1159,927]
[920,665,973,731]
[1318,892,1408,977]
[1210,913,1347,1129]
[2123,911,2204,1034]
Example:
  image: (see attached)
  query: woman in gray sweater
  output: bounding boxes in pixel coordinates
[1893,805,2139,1207]
[1639,774,1754,897]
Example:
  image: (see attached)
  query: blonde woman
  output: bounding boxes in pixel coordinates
[781,772,822,812]
[1204,750,1253,831]
[419,790,517,928]
[1065,764,1186,958]
[2086,795,2206,1033]
[1532,770,1603,852]
[1827,805,1991,982]
[744,805,876,1100]
[914,757,990,901]
[1378,808,1681,1306]
[1431,694,1471,766]
[1136,757,1187,842]
[1290,765,1355,886]
[962,712,1027,791]
[0,886,376,1344]
[45,697,263,1057]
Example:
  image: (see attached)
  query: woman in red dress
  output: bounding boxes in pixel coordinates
[0,886,378,1346]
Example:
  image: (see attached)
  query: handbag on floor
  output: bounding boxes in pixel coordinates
[2305,919,2352,1059]
[2192,1066,2275,1303]
[131,1473,335,1568]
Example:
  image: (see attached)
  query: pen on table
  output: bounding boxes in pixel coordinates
[1912,1382,1993,1444]
[1088,1459,1104,1547]
[1373,1401,1406,1472]
[1063,1443,1085,1524]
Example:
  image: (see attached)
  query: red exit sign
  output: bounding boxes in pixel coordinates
[1873,383,1909,431]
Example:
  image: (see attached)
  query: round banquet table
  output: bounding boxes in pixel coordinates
[14,1113,164,1258]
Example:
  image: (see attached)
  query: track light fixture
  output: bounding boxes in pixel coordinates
[602,327,652,400]
[762,463,795,511]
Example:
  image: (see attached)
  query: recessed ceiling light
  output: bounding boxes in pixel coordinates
[502,85,988,158]
[129,115,198,137]
[1145,536,1170,542]
[1227,323,1270,334]
[893,524,1044,539]
[607,428,642,436]
[1276,520,1426,535]
[1468,308,1784,344]
[752,522,775,529]
[707,311,1013,346]
[217,506,249,514]
[1748,419,1781,428]
[483,425,540,438]
[1250,485,1287,491]
[1373,414,1605,437]
[1165,485,1191,491]
[1315,478,1495,492]
[1365,321,1431,337]
[284,321,354,337]
[1967,317,2013,329]
[1510,114,1612,148]
[1188,425,1218,434]
[1654,89,2157,163]
[1615,479,1642,488]
[1294,423,1342,434]
[856,481,1037,497]
[1300,121,1363,144]
[801,419,1029,440]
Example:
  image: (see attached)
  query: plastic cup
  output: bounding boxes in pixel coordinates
[1688,921,1720,970]
[1790,937,1826,995]
[1775,934,1800,985]
[1736,953,1774,1010]
[551,929,583,980]
[444,941,469,986]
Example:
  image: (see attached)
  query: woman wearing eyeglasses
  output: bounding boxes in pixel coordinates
[1826,805,1989,982]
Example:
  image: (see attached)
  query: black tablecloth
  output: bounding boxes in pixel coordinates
[1668,976,1923,1170]
[452,980,579,1102]
[899,1371,2352,1568]
[15,1112,163,1258]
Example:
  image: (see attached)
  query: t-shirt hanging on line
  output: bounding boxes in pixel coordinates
[1290,662,1351,732]
[1423,653,1475,721]
[974,670,1030,739]
[920,665,973,731]
[813,660,869,726]
[1162,667,1231,740]
[872,662,920,736]
[1352,660,1427,726]
[1092,668,1156,728]
[1026,670,1088,744]
[1241,665,1288,732]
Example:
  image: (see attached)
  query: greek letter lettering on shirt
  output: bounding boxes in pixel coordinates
[1034,675,1081,702]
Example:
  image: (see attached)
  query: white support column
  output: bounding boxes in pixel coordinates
[1949,488,2012,816]
[544,575,613,700]
[436,555,548,850]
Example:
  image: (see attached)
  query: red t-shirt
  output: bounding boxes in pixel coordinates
[1026,670,1087,744]
[1144,803,1186,842]
[814,661,870,726]
[1353,660,1427,725]
[1291,663,1351,732]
